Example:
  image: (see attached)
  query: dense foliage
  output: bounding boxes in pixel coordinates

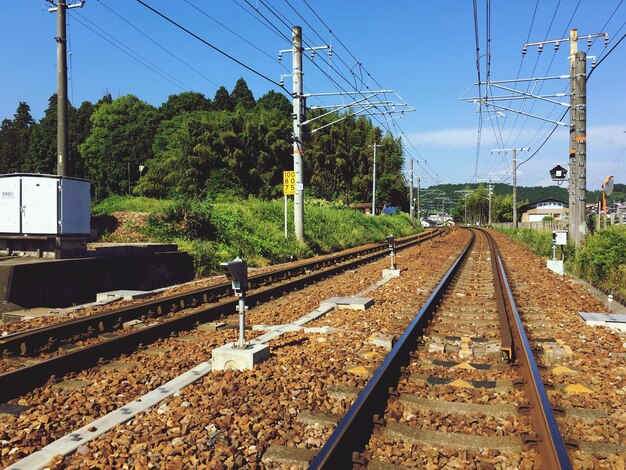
[0,78,406,208]
[574,226,626,299]
[93,196,419,276]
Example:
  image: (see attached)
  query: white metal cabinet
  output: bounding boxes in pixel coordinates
[0,174,90,235]
[22,176,58,234]
[0,177,21,233]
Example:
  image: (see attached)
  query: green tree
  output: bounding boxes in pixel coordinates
[69,100,99,178]
[23,95,60,174]
[231,78,256,111]
[304,109,404,206]
[159,92,212,121]
[256,90,291,115]
[213,86,234,112]
[80,95,159,198]
[0,102,33,173]
[135,106,291,199]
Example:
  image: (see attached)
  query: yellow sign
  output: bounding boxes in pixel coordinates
[283,171,296,195]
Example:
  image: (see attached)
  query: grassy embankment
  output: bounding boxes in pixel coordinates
[93,196,420,276]
[496,227,626,302]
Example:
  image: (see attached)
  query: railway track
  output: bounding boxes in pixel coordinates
[0,229,443,403]
[309,227,571,469]
[4,227,623,468]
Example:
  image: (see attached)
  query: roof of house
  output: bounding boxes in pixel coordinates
[519,198,569,213]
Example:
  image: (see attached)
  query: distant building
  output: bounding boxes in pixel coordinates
[350,202,373,215]
[520,198,569,222]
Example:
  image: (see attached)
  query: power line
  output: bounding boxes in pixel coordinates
[183,0,278,63]
[135,0,288,91]
[246,0,398,136]
[293,1,433,182]
[69,11,192,92]
[238,0,426,182]
[97,0,220,89]
[472,0,483,179]
[514,28,626,170]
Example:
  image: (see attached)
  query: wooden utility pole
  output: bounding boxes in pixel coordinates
[48,0,84,176]
[55,0,69,176]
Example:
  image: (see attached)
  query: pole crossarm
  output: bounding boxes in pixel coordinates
[463,93,567,102]
[302,90,394,98]
[279,45,331,63]
[459,75,569,126]
[488,83,570,107]
[47,0,84,12]
[303,94,383,125]
[523,33,607,53]
[308,105,414,134]
[308,101,412,110]
[482,102,568,126]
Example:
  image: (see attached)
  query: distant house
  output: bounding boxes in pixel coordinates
[350,202,373,215]
[520,198,568,222]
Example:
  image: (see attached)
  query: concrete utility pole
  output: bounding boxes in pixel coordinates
[292,26,304,242]
[488,180,493,225]
[372,143,382,215]
[491,148,529,228]
[409,160,414,224]
[570,46,587,245]
[48,0,84,177]
[521,28,605,245]
[417,177,421,222]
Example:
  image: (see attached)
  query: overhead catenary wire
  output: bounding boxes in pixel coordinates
[295,1,439,182]
[505,0,580,155]
[472,0,483,180]
[516,31,626,169]
[248,0,397,133]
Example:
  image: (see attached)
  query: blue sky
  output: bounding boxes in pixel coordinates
[1,1,625,190]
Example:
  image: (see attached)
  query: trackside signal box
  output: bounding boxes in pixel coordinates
[553,230,567,246]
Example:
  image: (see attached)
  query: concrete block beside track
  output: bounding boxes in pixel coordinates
[0,250,193,308]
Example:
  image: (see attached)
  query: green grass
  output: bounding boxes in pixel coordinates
[496,228,554,258]
[495,226,626,302]
[93,196,420,276]
[574,226,626,300]
[92,195,170,216]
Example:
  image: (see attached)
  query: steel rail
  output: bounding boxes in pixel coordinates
[309,228,571,469]
[0,230,442,358]
[480,228,514,361]
[492,231,572,469]
[0,229,443,403]
[308,229,475,468]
